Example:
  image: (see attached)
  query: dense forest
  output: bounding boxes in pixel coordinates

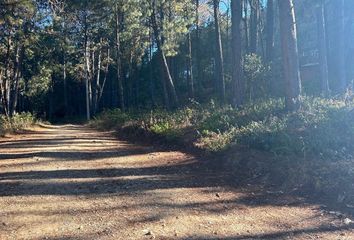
[2,1,354,239]
[1,0,353,120]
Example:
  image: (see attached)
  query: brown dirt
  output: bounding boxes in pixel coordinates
[0,124,353,240]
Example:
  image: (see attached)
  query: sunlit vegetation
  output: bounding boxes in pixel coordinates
[0,112,36,136]
[92,97,354,158]
[91,96,354,198]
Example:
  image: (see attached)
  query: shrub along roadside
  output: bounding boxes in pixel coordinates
[91,97,354,158]
[0,112,36,136]
[90,97,354,203]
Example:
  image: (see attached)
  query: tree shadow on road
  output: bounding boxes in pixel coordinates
[1,125,354,240]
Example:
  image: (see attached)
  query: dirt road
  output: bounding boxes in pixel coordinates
[0,125,353,239]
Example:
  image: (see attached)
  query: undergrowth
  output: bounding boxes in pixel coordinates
[91,97,354,201]
[91,97,354,158]
[0,112,36,136]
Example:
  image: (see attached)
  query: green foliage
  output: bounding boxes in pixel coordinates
[0,112,36,136]
[26,66,52,97]
[90,109,131,130]
[91,97,354,199]
[143,108,195,140]
[0,116,11,136]
[198,97,354,158]
[244,54,271,100]
[92,97,354,159]
[198,99,284,133]
[157,0,195,56]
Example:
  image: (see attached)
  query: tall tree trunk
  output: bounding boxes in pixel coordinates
[278,0,301,111]
[1,36,11,117]
[116,8,125,111]
[213,0,225,102]
[0,70,3,114]
[94,40,102,114]
[232,0,244,107]
[338,0,346,92]
[195,0,202,92]
[84,13,90,121]
[88,46,93,111]
[127,54,133,108]
[250,0,259,54]
[133,63,139,107]
[9,44,22,116]
[266,0,274,62]
[243,0,249,53]
[158,52,170,108]
[160,50,178,106]
[316,1,329,96]
[62,17,68,116]
[98,48,110,106]
[149,31,156,107]
[151,1,178,108]
[49,74,54,120]
[63,53,68,115]
[0,68,4,115]
[187,31,194,98]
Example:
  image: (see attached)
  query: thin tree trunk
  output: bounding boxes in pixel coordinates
[232,0,244,107]
[115,8,125,111]
[250,0,259,54]
[151,1,178,107]
[5,69,10,117]
[63,53,68,115]
[226,3,231,44]
[278,0,301,111]
[1,36,11,116]
[88,49,93,113]
[149,33,156,107]
[161,50,177,106]
[338,0,346,92]
[0,70,3,114]
[158,52,170,108]
[213,0,225,102]
[316,1,329,96]
[195,0,202,91]
[243,0,249,53]
[10,44,22,116]
[127,54,133,108]
[84,13,90,121]
[62,17,68,116]
[94,40,102,114]
[187,31,194,98]
[266,0,274,63]
[167,57,175,85]
[89,49,94,109]
[152,4,169,108]
[91,50,95,80]
[133,63,139,107]
[49,74,54,120]
[98,48,110,105]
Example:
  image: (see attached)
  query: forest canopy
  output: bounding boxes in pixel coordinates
[0,0,353,119]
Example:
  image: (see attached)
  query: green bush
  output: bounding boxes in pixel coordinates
[195,97,354,159]
[244,54,271,100]
[0,112,36,136]
[90,109,131,130]
[92,97,354,158]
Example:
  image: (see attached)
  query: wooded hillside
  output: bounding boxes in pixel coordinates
[2,1,354,239]
[1,0,353,119]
